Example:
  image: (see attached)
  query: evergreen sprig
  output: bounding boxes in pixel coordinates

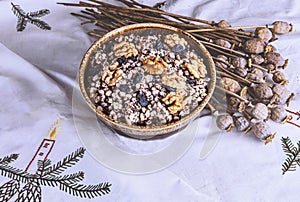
[59,182,112,198]
[0,154,19,165]
[0,164,34,183]
[0,147,112,198]
[11,2,51,31]
[43,147,86,177]
[281,137,300,175]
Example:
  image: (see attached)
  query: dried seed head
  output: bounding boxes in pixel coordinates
[272,84,288,95]
[234,116,250,132]
[251,103,269,120]
[265,52,285,67]
[247,68,264,82]
[253,121,271,140]
[234,67,248,78]
[254,83,273,99]
[232,57,247,68]
[271,84,290,105]
[266,64,276,72]
[244,38,265,54]
[271,106,287,122]
[216,114,234,130]
[217,20,231,28]
[272,71,286,83]
[227,96,240,111]
[265,44,278,53]
[220,77,241,93]
[214,39,232,49]
[255,27,272,42]
[215,55,228,69]
[251,54,264,65]
[272,21,291,35]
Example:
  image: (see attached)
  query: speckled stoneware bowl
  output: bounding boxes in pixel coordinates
[79,23,216,139]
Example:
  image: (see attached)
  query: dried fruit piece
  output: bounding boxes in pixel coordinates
[244,38,265,54]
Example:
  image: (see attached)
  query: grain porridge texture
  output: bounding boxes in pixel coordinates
[87,31,209,127]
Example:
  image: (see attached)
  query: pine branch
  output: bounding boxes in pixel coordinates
[0,154,19,165]
[11,3,51,31]
[36,159,52,177]
[36,171,85,187]
[281,137,300,175]
[27,17,51,31]
[28,9,50,18]
[11,3,26,18]
[0,164,34,183]
[59,182,111,198]
[43,147,86,177]
[16,17,27,32]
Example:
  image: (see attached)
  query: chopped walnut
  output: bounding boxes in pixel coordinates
[162,92,184,114]
[113,41,138,57]
[162,72,186,89]
[142,56,169,74]
[102,66,123,86]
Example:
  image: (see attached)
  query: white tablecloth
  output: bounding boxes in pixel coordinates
[1,0,300,201]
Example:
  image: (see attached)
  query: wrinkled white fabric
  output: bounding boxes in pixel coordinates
[1,0,300,201]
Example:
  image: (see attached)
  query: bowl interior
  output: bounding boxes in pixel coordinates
[79,23,216,136]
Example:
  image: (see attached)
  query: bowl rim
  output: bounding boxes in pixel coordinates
[79,23,216,136]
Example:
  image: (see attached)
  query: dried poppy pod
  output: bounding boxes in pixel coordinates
[266,64,276,72]
[216,113,234,131]
[255,27,272,42]
[214,39,231,49]
[232,57,247,68]
[215,55,228,68]
[252,121,275,144]
[272,21,292,35]
[227,96,241,111]
[265,52,285,67]
[251,54,264,65]
[271,106,288,122]
[217,20,231,28]
[234,67,248,78]
[254,83,273,99]
[265,44,278,53]
[247,68,265,83]
[220,77,241,93]
[272,71,287,84]
[270,84,291,105]
[234,116,250,132]
[251,103,269,120]
[244,38,265,54]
